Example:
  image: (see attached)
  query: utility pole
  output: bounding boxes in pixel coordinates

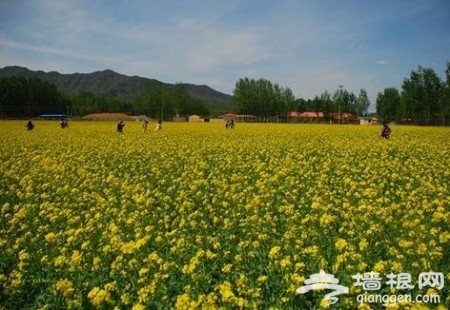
[338,85,343,124]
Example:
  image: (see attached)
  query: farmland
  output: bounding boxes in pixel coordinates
[0,121,449,309]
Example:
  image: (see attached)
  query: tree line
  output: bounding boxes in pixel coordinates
[376,62,450,125]
[232,78,296,120]
[233,63,450,125]
[0,77,210,120]
[132,81,210,120]
[0,76,68,117]
[2,61,449,124]
[232,77,371,121]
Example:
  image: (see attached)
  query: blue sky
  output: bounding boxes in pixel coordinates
[1,0,449,111]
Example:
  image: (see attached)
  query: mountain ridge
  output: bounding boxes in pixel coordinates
[0,66,233,110]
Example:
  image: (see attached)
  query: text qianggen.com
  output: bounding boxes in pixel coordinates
[357,293,440,306]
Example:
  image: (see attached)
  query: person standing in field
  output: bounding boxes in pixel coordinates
[380,121,391,139]
[142,119,149,132]
[60,116,69,129]
[225,119,235,129]
[117,120,125,133]
[25,120,34,131]
[155,119,162,131]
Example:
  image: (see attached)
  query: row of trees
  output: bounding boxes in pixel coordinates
[0,76,68,116]
[232,77,370,119]
[233,78,296,120]
[376,62,450,124]
[233,63,449,124]
[70,92,132,116]
[294,88,370,118]
[133,82,210,120]
[0,77,210,119]
[2,62,449,124]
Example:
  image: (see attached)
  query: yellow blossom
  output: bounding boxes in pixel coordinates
[88,287,111,307]
[335,238,348,252]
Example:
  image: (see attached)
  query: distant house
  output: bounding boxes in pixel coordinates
[40,114,67,120]
[129,115,150,122]
[330,112,359,123]
[288,111,324,121]
[219,113,257,122]
[359,117,379,125]
[173,115,188,122]
[221,113,236,120]
[188,114,223,123]
[188,115,202,122]
[287,111,359,123]
[81,113,131,121]
[236,114,257,121]
[299,111,324,119]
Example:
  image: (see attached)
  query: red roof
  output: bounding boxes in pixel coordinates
[221,113,256,118]
[288,111,358,120]
[289,111,324,118]
[223,113,236,117]
[331,112,358,120]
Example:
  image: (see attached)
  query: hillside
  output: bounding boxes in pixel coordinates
[0,66,232,111]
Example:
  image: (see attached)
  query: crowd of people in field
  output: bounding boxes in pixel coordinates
[25,118,392,139]
[24,118,164,133]
[117,119,163,133]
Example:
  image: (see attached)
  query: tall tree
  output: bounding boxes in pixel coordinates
[401,66,442,122]
[440,61,450,124]
[280,86,296,116]
[0,76,66,117]
[69,92,128,115]
[172,83,190,115]
[332,86,357,116]
[356,89,370,116]
[133,81,173,120]
[294,98,308,112]
[319,91,333,121]
[376,87,401,121]
[232,77,295,119]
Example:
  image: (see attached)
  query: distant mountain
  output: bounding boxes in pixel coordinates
[0,66,232,111]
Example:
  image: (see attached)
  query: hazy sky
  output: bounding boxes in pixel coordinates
[1,0,449,110]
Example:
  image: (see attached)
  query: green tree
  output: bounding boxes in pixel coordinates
[171,83,210,116]
[0,76,66,117]
[232,77,296,120]
[356,89,370,116]
[133,81,173,120]
[188,98,210,116]
[172,83,190,115]
[69,92,127,116]
[332,86,357,117]
[233,77,259,116]
[439,61,450,124]
[279,86,296,120]
[376,87,401,121]
[294,98,308,112]
[319,91,333,121]
[401,66,442,123]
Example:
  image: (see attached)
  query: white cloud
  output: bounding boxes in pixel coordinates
[0,36,122,64]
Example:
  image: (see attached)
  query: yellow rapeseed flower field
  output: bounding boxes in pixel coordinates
[0,120,449,309]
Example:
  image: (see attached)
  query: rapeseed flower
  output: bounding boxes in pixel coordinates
[0,121,449,309]
[88,287,111,307]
